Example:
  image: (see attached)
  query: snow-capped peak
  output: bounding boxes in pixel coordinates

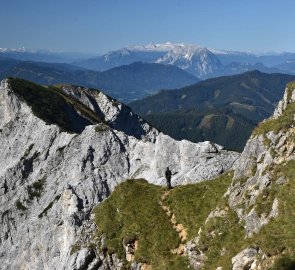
[101,42,223,78]
[0,47,32,53]
[127,42,204,53]
[103,42,208,63]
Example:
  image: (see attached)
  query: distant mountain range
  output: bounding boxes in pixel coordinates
[0,47,96,63]
[129,71,295,151]
[275,59,295,74]
[2,43,295,81]
[0,58,199,103]
[73,42,295,79]
[87,62,199,102]
[2,43,295,107]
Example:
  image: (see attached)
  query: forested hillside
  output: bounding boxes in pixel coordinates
[130,71,295,151]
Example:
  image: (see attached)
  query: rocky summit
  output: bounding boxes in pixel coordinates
[0,78,239,270]
[1,77,295,270]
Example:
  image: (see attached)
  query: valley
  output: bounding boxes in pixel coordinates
[130,71,295,151]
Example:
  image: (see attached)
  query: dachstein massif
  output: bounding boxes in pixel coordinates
[0,78,294,270]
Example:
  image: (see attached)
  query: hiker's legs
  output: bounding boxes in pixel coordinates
[168,177,172,189]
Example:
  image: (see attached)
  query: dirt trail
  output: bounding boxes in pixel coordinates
[159,190,188,255]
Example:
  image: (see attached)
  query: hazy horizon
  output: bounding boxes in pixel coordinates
[1,0,295,54]
[2,41,295,56]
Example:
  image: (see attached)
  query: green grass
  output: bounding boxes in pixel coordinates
[164,171,233,239]
[198,160,295,269]
[200,204,246,270]
[94,124,109,132]
[92,174,233,269]
[286,82,295,101]
[91,159,295,269]
[251,160,295,258]
[56,89,105,125]
[270,256,295,270]
[254,186,277,217]
[8,78,105,133]
[70,242,81,255]
[93,179,192,270]
[164,172,246,269]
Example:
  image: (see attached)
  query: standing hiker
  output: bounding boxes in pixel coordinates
[165,167,172,189]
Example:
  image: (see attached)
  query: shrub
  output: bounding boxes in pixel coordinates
[270,256,295,270]
[15,200,27,211]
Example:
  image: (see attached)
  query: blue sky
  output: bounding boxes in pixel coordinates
[0,0,294,53]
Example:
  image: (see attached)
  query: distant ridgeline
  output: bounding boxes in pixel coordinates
[2,49,295,151]
[0,59,199,103]
[129,71,295,151]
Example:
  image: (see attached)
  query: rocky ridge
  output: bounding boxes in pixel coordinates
[0,78,239,270]
[74,42,295,79]
[184,82,295,269]
[154,46,223,78]
[73,81,295,270]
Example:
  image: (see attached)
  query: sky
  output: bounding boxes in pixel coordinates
[0,0,295,54]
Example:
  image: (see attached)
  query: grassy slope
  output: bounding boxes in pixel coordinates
[255,161,295,268]
[8,78,104,133]
[199,84,295,269]
[93,179,190,270]
[93,173,233,269]
[201,95,295,269]
[93,160,295,270]
[197,160,295,269]
[164,172,233,239]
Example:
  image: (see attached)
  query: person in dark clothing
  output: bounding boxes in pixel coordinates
[165,167,172,189]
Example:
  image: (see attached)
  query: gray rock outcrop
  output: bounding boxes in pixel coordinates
[227,83,295,237]
[0,78,239,270]
[185,81,295,269]
[232,248,261,270]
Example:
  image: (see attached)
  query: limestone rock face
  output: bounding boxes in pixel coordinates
[0,79,239,270]
[232,248,262,270]
[59,85,158,141]
[273,84,295,118]
[226,83,295,237]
